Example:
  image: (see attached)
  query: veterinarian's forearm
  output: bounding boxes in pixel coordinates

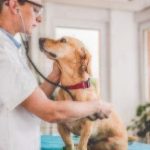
[49,100,100,123]
[40,73,59,97]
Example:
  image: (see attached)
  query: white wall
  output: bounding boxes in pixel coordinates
[33,2,140,127]
[109,11,140,124]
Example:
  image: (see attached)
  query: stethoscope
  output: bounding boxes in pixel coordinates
[18,9,75,100]
[23,39,74,100]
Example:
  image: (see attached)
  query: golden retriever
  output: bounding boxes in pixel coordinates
[39,37,128,150]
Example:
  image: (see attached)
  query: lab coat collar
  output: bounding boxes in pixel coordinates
[0,28,21,49]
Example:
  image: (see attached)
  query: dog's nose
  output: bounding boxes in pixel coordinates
[39,38,46,51]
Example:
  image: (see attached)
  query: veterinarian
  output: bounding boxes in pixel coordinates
[0,0,112,150]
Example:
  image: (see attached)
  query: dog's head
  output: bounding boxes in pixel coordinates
[39,36,92,77]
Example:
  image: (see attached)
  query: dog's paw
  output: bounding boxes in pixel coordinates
[95,112,109,120]
[87,114,98,121]
[87,112,109,121]
[65,145,75,150]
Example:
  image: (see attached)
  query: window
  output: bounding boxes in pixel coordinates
[144,29,150,101]
[55,27,100,87]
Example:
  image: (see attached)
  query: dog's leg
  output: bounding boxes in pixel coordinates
[77,120,93,150]
[58,124,75,150]
[56,92,74,150]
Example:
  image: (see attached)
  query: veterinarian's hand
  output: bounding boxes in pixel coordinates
[50,61,61,83]
[97,101,112,119]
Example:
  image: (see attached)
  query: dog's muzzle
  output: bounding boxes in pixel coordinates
[39,38,57,59]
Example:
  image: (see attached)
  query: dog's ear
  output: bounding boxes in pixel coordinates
[79,47,92,76]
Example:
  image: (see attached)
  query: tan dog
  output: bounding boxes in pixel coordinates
[39,37,128,150]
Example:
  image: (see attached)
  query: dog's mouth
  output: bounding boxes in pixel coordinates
[39,38,57,59]
[45,51,57,59]
[39,38,45,51]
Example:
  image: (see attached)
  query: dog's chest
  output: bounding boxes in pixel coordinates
[64,119,85,135]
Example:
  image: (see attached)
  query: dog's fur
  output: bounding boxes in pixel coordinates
[39,37,128,150]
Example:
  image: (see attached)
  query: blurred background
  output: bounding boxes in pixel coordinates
[24,0,150,141]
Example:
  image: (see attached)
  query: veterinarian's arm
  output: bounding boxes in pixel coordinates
[40,62,61,97]
[21,87,111,123]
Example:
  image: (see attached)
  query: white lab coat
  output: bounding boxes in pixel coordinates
[0,28,41,150]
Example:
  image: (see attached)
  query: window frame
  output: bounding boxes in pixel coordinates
[139,21,150,102]
[52,18,110,100]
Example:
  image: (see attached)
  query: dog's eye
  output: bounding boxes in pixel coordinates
[60,38,67,43]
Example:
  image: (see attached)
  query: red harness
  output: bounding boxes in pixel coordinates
[64,78,90,90]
